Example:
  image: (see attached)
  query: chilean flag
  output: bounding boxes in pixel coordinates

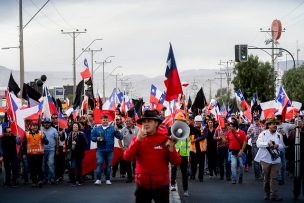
[260,100,277,119]
[164,43,183,101]
[7,92,42,141]
[121,91,131,114]
[235,89,250,110]
[102,88,116,110]
[150,84,166,111]
[276,85,291,122]
[80,58,91,79]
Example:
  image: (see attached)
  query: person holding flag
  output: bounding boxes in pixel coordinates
[214,117,231,181]
[91,114,122,185]
[22,120,49,187]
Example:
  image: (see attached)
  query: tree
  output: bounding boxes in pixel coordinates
[282,64,304,103]
[215,87,238,111]
[232,55,275,102]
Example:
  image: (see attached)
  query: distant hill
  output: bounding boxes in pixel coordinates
[277,60,304,71]
[0,66,225,101]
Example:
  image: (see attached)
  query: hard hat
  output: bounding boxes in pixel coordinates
[174,112,187,121]
[194,115,202,122]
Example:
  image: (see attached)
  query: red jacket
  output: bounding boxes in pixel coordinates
[123,125,181,189]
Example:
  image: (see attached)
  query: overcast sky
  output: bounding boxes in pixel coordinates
[0,0,303,78]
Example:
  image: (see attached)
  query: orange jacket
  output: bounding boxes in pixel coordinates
[25,131,47,155]
[190,134,207,153]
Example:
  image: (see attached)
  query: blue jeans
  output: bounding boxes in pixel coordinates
[43,150,55,181]
[277,150,286,182]
[22,157,29,182]
[252,145,261,178]
[230,152,244,181]
[96,150,113,180]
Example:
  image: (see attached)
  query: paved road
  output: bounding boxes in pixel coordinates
[0,176,136,203]
[0,168,301,203]
[173,168,298,203]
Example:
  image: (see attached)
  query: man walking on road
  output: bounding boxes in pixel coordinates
[255,118,284,201]
[124,110,181,203]
[223,120,247,184]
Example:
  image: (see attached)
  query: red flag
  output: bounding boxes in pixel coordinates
[93,109,115,124]
[82,149,97,175]
[164,43,183,101]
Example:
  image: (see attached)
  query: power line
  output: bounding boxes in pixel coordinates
[281,0,304,21]
[50,0,75,29]
[29,0,62,28]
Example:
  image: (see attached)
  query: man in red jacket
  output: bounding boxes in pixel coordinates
[124,110,181,203]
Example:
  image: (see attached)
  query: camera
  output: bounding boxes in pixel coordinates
[267,141,280,161]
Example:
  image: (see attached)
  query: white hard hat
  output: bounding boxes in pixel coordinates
[194,115,202,122]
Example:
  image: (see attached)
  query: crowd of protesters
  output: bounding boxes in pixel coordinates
[0,107,303,201]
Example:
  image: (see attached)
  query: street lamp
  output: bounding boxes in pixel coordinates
[76,38,103,61]
[61,29,87,101]
[95,56,115,99]
[2,46,20,50]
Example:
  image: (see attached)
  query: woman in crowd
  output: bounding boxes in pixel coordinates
[66,122,88,186]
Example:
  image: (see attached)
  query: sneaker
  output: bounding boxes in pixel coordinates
[94,180,101,185]
[232,180,236,184]
[184,191,189,197]
[32,183,38,187]
[264,195,270,200]
[56,177,63,183]
[105,180,112,185]
[170,184,177,191]
[238,177,243,184]
[76,181,82,186]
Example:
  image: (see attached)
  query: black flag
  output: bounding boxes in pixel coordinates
[73,80,84,109]
[191,87,207,114]
[187,96,192,110]
[56,98,63,113]
[8,73,20,96]
[22,83,41,102]
[132,98,144,117]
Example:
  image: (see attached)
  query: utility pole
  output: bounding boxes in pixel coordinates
[95,56,115,99]
[296,40,300,67]
[219,60,234,102]
[206,79,213,101]
[19,0,24,93]
[61,29,87,101]
[215,72,226,97]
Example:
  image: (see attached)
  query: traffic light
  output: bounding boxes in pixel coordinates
[235,44,248,62]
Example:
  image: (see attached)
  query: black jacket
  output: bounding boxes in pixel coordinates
[1,135,18,159]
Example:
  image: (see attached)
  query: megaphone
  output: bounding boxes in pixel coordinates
[170,120,190,141]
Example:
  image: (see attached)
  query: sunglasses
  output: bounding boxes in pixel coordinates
[52,117,58,119]
[6,131,12,133]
